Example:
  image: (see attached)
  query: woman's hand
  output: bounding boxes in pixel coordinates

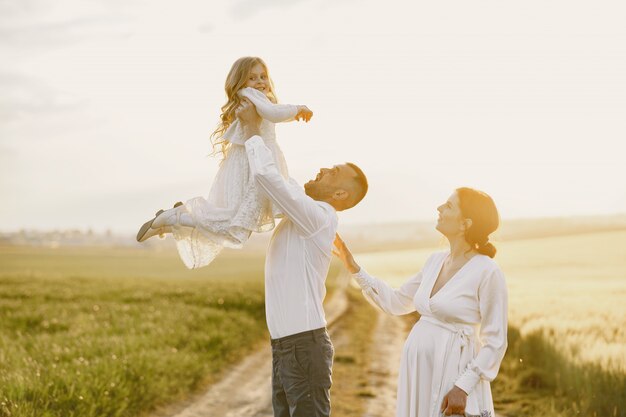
[295,105,313,122]
[440,385,468,416]
[332,233,360,274]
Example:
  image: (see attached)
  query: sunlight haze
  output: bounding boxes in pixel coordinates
[1,0,625,232]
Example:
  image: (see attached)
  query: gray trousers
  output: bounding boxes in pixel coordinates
[270,327,334,417]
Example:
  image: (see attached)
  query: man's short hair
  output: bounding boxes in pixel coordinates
[346,162,368,208]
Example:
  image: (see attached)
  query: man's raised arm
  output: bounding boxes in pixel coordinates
[236,100,329,237]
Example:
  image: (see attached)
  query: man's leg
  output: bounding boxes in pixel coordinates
[306,331,334,417]
[280,330,334,417]
[272,344,291,417]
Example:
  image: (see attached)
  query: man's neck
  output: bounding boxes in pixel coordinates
[304,191,339,211]
[320,198,339,211]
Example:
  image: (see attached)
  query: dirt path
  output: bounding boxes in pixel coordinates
[151,281,349,417]
[152,275,503,417]
[360,309,407,417]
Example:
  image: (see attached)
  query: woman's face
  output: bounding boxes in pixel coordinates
[245,63,270,96]
[436,191,465,237]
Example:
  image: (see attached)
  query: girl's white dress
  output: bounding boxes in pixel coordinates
[171,87,300,269]
[353,251,508,417]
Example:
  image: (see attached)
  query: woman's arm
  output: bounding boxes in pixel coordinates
[333,234,422,315]
[238,87,305,123]
[454,267,509,395]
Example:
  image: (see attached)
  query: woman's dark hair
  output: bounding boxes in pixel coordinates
[456,187,500,258]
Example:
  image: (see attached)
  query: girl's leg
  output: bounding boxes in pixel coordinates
[140,225,173,241]
[151,207,195,228]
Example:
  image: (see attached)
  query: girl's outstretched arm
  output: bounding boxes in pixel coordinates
[238,87,311,123]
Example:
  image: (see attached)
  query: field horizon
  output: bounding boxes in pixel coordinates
[3,213,626,255]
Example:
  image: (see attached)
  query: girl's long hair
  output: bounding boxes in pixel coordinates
[210,57,277,158]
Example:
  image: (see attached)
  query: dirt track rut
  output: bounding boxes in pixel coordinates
[152,283,349,417]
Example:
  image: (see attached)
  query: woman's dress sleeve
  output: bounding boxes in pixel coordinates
[351,268,422,315]
[238,87,299,123]
[454,266,509,394]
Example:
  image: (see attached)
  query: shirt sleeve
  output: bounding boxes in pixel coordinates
[454,266,509,394]
[351,267,422,315]
[244,135,330,237]
[238,87,299,123]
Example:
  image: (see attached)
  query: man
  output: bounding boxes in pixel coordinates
[236,98,368,417]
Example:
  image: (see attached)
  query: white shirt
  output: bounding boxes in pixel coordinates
[245,135,338,339]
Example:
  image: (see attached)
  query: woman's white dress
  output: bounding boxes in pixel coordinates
[353,251,508,417]
[171,87,299,269]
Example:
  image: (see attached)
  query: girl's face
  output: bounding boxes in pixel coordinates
[435,191,466,237]
[245,63,270,96]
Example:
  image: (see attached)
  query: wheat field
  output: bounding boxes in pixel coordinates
[355,229,626,371]
[353,229,626,416]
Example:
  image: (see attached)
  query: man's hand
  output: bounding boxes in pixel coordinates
[235,98,262,140]
[440,385,468,416]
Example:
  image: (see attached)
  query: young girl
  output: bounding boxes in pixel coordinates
[136,57,313,268]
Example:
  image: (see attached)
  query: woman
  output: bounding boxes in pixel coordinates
[333,187,508,417]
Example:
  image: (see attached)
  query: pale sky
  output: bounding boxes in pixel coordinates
[1,0,625,233]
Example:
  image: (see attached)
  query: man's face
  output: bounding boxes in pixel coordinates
[304,164,356,203]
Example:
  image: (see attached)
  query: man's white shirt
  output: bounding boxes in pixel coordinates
[245,135,338,339]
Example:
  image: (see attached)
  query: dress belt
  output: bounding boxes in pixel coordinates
[420,316,473,348]
[419,315,476,417]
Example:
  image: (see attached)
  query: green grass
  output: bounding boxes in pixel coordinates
[493,326,626,417]
[0,244,340,417]
[0,247,265,417]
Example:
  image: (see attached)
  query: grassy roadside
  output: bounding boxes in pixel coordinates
[0,274,267,417]
[0,245,341,417]
[492,326,626,417]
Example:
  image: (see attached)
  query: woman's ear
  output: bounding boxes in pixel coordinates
[462,218,473,231]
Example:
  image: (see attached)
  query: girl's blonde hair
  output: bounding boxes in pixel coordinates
[210,57,277,158]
